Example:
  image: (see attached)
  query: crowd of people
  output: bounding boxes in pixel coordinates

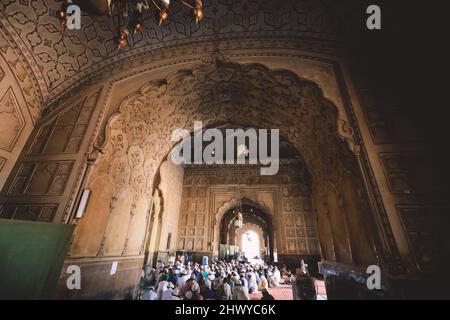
[138,255,296,301]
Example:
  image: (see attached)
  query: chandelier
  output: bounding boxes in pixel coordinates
[234,206,243,228]
[234,168,244,228]
[58,0,205,50]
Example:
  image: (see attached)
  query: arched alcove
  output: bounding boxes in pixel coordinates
[236,225,266,258]
[219,201,275,261]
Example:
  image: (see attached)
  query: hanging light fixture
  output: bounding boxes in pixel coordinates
[234,168,243,229]
[103,0,205,50]
[58,1,205,49]
[193,0,204,23]
[159,0,170,25]
[234,206,243,228]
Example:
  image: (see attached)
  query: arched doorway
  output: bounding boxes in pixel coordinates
[240,230,261,260]
[219,201,275,262]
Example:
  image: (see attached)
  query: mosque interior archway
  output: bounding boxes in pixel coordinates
[0,0,446,301]
[0,58,410,299]
[219,203,275,262]
[62,58,379,299]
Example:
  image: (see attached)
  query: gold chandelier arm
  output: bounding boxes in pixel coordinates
[142,0,151,10]
[151,0,162,11]
[95,0,204,50]
[179,0,194,9]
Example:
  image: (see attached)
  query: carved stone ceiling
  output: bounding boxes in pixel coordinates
[0,0,357,118]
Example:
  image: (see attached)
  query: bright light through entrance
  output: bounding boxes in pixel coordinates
[241,231,260,259]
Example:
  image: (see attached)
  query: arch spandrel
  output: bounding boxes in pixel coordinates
[97,59,351,191]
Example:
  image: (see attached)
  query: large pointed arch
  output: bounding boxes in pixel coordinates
[71,59,380,274]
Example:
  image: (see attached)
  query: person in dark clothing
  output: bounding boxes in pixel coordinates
[293,260,317,300]
[168,268,179,286]
[260,289,275,300]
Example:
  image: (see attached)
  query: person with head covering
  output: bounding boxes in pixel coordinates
[175,257,182,270]
[259,273,269,291]
[161,282,180,300]
[222,278,233,300]
[177,269,190,293]
[261,288,275,300]
[231,271,240,286]
[254,268,260,286]
[233,280,250,300]
[193,266,201,283]
[184,290,193,300]
[197,272,206,292]
[168,268,179,285]
[156,274,169,299]
[285,271,295,285]
[183,274,197,297]
[280,264,289,277]
[142,286,159,300]
[293,261,317,300]
[227,274,235,291]
[247,268,257,294]
[191,282,204,300]
[142,265,157,286]
[239,272,248,288]
[271,266,281,286]
[263,267,271,288]
[214,272,224,289]
[172,283,182,299]
[204,273,215,299]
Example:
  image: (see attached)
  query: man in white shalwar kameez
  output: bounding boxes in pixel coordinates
[247,269,258,294]
[271,266,281,286]
[177,270,190,294]
[161,282,180,300]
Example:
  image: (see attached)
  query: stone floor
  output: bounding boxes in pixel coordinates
[249,284,294,300]
[249,280,327,300]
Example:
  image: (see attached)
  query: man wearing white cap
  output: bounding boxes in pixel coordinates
[161,282,180,300]
[177,269,190,293]
[191,282,204,300]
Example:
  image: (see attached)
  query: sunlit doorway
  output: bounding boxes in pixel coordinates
[241,231,260,259]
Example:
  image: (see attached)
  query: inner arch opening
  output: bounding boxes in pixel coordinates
[241,230,260,261]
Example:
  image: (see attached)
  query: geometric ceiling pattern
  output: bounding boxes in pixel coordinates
[0,0,357,118]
